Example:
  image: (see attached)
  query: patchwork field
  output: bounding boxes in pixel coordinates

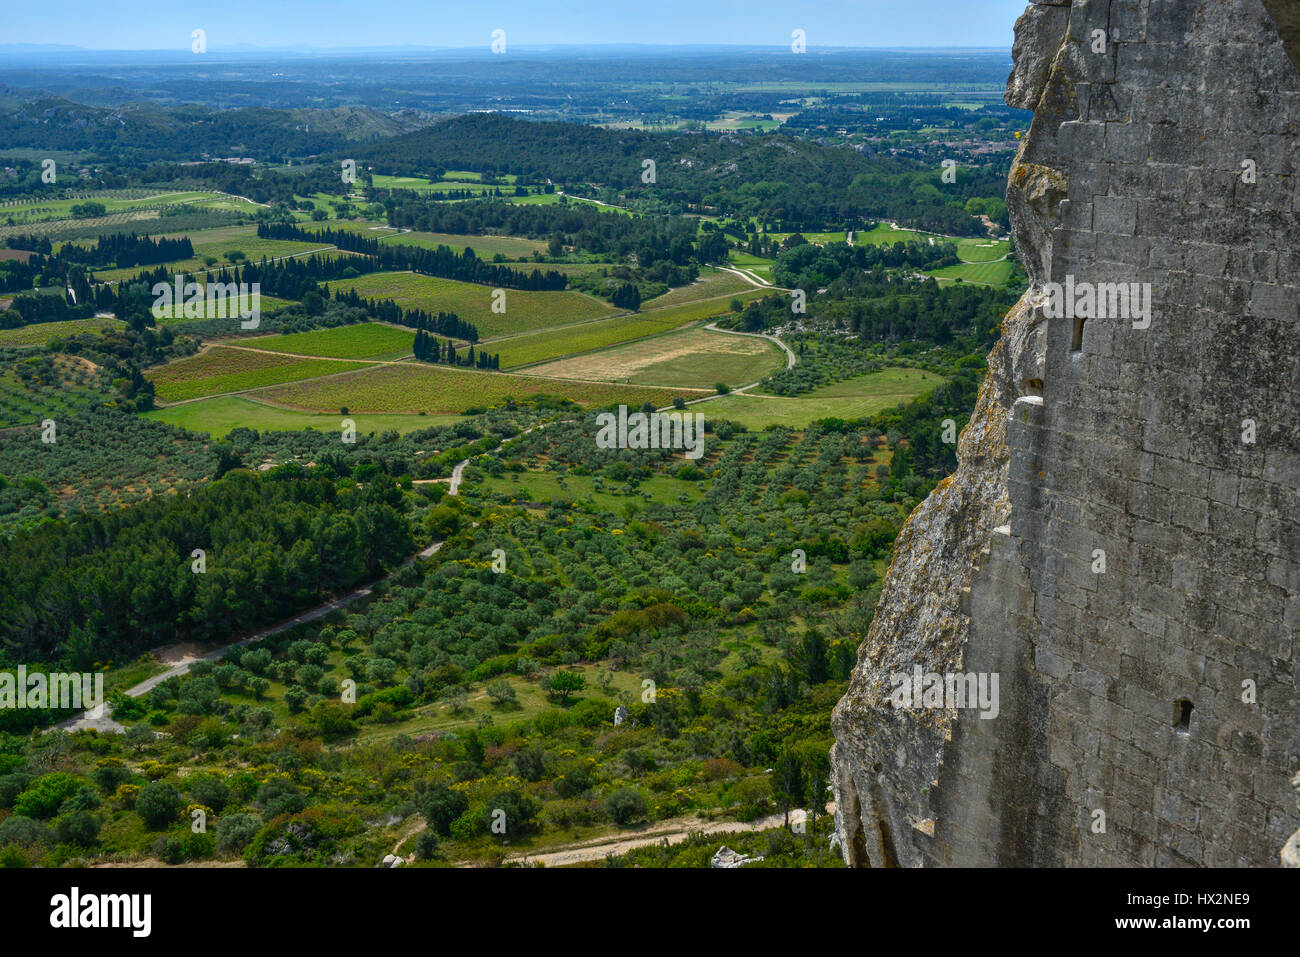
[491,288,769,369]
[0,191,265,241]
[147,346,371,402]
[234,322,415,361]
[0,190,230,224]
[148,287,298,323]
[336,271,620,338]
[700,367,945,429]
[144,395,463,437]
[252,363,699,414]
[524,326,785,390]
[92,225,336,281]
[0,317,124,347]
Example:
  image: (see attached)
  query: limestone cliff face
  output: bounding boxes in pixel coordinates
[832,0,1300,867]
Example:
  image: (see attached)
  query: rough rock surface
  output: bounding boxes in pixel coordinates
[1284,771,1300,866]
[710,846,763,868]
[832,0,1300,867]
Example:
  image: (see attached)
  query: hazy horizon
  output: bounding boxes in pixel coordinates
[2,0,1027,51]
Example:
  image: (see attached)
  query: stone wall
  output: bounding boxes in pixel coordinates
[831,0,1300,867]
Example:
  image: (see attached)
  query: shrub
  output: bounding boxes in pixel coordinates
[151,835,184,864]
[214,813,262,857]
[136,781,182,830]
[415,829,441,860]
[92,759,132,794]
[485,679,516,706]
[603,788,648,826]
[419,783,469,837]
[186,775,230,813]
[54,811,101,847]
[0,815,46,847]
[14,773,83,819]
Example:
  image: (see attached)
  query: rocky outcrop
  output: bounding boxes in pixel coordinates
[832,0,1300,867]
[710,846,763,868]
[1284,772,1300,866]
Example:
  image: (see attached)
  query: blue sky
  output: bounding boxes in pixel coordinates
[2,1,1028,50]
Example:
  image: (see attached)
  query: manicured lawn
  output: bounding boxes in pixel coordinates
[369,174,498,196]
[925,259,1017,286]
[727,252,775,280]
[956,238,1012,263]
[767,231,849,246]
[853,223,930,246]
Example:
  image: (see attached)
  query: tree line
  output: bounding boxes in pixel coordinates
[59,233,195,269]
[412,328,499,368]
[0,470,414,667]
[258,223,568,291]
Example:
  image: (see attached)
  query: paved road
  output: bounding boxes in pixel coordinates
[448,459,468,494]
[717,265,775,289]
[705,322,796,372]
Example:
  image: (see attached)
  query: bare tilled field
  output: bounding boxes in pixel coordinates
[524,325,786,389]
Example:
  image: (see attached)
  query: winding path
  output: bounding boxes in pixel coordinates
[653,322,799,409]
[53,410,578,733]
[54,501,460,734]
[54,539,450,734]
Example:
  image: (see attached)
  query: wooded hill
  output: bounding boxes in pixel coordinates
[360,113,1000,235]
[0,95,429,161]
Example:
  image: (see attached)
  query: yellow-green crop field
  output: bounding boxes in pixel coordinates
[147,346,371,402]
[336,271,620,338]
